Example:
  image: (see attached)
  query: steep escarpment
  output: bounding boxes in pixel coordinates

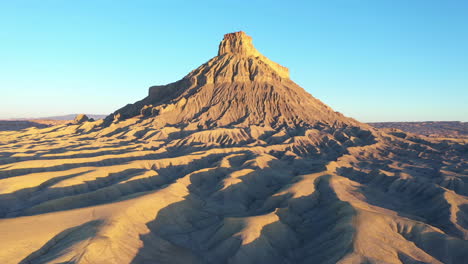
[0,32,466,264]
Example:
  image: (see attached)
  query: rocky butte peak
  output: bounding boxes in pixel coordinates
[218,31,260,57]
[110,31,358,128]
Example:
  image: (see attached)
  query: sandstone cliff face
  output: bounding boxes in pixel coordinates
[0,32,467,264]
[218,31,261,57]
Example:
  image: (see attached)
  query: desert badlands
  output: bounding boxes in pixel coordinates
[0,32,467,264]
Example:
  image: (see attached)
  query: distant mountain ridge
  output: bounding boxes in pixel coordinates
[369,121,467,138]
[7,114,108,121]
[0,114,108,131]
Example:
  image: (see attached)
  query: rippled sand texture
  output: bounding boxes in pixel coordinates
[0,32,467,264]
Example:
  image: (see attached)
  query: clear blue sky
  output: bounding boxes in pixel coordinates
[1,0,467,122]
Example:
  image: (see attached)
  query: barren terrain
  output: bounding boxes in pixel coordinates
[0,32,466,264]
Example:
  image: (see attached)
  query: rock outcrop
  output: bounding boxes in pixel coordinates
[109,31,346,129]
[73,114,93,124]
